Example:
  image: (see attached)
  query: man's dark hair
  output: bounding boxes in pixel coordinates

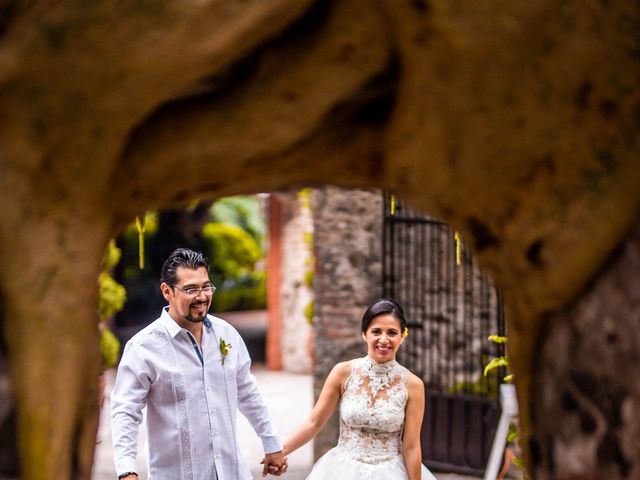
[160,248,210,285]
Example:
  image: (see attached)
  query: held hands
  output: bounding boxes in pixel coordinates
[260,450,288,476]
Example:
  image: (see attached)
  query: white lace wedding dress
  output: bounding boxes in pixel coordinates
[306,356,437,480]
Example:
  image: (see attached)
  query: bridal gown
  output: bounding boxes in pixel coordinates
[306,356,437,480]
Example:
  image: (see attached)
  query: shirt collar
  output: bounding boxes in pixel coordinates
[160,307,182,338]
[160,306,213,338]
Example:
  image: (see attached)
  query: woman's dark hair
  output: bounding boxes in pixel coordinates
[361,298,407,332]
[161,248,210,285]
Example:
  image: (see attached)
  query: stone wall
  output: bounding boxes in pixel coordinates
[311,186,384,457]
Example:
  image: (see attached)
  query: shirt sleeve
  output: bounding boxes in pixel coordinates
[234,332,282,454]
[110,341,151,476]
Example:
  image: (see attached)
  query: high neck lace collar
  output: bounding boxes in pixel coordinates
[364,355,397,375]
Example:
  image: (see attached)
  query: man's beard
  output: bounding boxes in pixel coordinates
[184,301,209,323]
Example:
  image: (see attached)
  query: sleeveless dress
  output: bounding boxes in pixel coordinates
[305,356,438,480]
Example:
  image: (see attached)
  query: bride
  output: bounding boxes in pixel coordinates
[277,298,437,480]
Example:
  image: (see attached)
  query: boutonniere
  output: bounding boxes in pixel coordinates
[219,338,232,365]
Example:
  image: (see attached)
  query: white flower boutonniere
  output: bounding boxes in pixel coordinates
[219,338,232,365]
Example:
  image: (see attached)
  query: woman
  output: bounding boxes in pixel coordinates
[282,298,437,480]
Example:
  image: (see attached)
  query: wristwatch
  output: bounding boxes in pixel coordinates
[117,473,138,479]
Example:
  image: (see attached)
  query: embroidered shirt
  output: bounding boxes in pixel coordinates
[111,308,281,479]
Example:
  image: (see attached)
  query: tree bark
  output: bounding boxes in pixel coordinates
[1,209,111,479]
[0,0,639,478]
[531,219,640,480]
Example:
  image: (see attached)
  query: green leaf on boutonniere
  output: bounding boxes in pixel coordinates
[219,338,232,365]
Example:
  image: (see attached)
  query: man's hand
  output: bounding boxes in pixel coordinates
[260,450,288,476]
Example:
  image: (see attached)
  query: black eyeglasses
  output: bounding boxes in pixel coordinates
[171,283,216,296]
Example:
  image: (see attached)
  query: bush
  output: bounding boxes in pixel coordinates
[213,271,266,312]
[202,222,262,280]
[98,271,127,321]
[202,219,266,312]
[210,196,265,247]
[100,327,121,369]
[98,240,124,369]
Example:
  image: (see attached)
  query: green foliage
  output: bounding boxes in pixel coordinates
[210,196,265,247]
[213,272,266,312]
[297,188,312,210]
[304,270,314,289]
[103,239,122,271]
[207,198,267,310]
[484,334,512,383]
[507,422,519,443]
[98,241,127,321]
[488,334,507,344]
[303,231,313,250]
[202,223,262,279]
[98,272,127,321]
[512,456,529,475]
[304,300,314,325]
[483,356,509,378]
[121,212,158,279]
[299,189,315,324]
[100,327,121,369]
[449,363,499,397]
[115,198,268,315]
[123,211,158,237]
[98,240,125,370]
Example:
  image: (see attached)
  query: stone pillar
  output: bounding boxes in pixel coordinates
[267,192,314,373]
[279,191,314,374]
[311,186,383,458]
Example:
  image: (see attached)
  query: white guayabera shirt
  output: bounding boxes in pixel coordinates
[111,308,281,479]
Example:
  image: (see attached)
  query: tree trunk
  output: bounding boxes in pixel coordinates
[530,219,640,479]
[1,211,110,479]
[0,0,639,478]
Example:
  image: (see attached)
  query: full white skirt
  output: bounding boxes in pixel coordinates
[305,447,438,480]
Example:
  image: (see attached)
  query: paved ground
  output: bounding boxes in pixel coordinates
[92,367,480,480]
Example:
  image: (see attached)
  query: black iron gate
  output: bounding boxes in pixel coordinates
[382,194,505,476]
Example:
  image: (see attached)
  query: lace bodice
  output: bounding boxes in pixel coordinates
[338,356,408,464]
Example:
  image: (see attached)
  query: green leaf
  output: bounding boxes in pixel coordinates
[483,356,509,376]
[488,334,508,344]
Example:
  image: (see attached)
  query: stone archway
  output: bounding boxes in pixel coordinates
[1,1,639,479]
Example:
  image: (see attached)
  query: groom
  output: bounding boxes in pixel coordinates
[111,248,287,479]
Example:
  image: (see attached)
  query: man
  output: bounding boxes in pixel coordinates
[111,248,287,479]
